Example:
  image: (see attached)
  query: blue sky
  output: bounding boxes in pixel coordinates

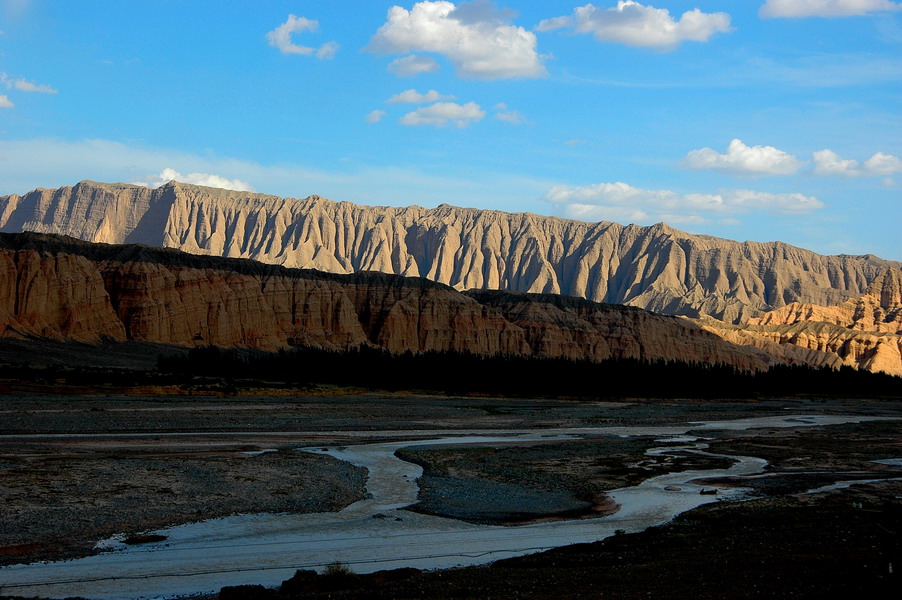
[0,0,900,259]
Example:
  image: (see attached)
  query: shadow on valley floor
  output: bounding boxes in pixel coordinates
[207,481,902,600]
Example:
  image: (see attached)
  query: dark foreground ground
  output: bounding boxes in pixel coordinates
[1,394,901,599]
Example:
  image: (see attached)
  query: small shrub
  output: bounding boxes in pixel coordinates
[323,561,355,577]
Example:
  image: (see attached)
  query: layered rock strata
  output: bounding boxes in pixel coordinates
[2,181,898,323]
[0,232,773,371]
[701,271,902,376]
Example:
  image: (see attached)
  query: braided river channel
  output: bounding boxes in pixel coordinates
[0,414,894,599]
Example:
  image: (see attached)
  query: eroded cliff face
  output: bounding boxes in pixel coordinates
[466,290,768,368]
[0,250,125,343]
[748,270,902,334]
[0,233,775,370]
[701,271,902,376]
[2,181,897,324]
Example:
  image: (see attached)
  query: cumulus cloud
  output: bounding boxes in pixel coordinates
[1,72,58,93]
[760,0,902,18]
[0,95,13,108]
[387,89,455,103]
[266,14,339,59]
[368,1,546,79]
[545,181,823,225]
[812,149,902,176]
[133,168,255,192]
[366,110,387,123]
[863,152,902,175]
[812,149,862,176]
[399,101,485,127]
[387,55,441,76]
[681,139,804,176]
[537,1,732,51]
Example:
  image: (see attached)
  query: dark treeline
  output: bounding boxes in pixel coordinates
[156,346,902,399]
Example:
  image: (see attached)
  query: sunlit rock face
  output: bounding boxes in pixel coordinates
[0,232,774,371]
[699,270,902,376]
[1,180,897,324]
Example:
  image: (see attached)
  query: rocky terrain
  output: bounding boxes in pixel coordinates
[0,232,776,371]
[702,270,902,375]
[2,180,898,323]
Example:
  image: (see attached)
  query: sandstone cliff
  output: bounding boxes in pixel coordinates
[0,232,773,371]
[2,181,897,324]
[701,271,902,376]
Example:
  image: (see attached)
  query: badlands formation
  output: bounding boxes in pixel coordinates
[0,180,899,375]
[1,180,897,323]
[0,232,772,370]
[702,270,902,376]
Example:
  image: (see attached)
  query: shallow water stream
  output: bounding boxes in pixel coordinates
[0,414,889,599]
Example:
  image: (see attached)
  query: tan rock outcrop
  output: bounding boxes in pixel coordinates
[0,232,774,370]
[749,270,902,334]
[702,270,902,375]
[1,181,897,324]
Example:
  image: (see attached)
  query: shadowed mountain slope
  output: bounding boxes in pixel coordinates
[0,232,775,371]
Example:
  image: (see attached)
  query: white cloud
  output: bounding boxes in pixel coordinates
[0,94,13,108]
[495,109,525,124]
[315,41,340,59]
[387,55,441,77]
[1,72,58,93]
[812,149,862,176]
[812,149,902,176]
[727,189,824,213]
[537,1,732,51]
[387,89,455,103]
[863,152,902,175]
[366,110,387,123]
[368,1,546,79]
[14,79,57,93]
[133,168,255,192]
[545,181,823,225]
[681,139,804,176]
[760,0,902,18]
[266,14,339,59]
[399,101,485,127]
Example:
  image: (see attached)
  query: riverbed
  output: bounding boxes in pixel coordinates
[0,413,892,600]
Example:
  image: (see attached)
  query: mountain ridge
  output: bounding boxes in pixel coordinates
[1,180,898,324]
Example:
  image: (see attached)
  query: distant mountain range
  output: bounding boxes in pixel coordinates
[2,180,897,324]
[0,181,899,375]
